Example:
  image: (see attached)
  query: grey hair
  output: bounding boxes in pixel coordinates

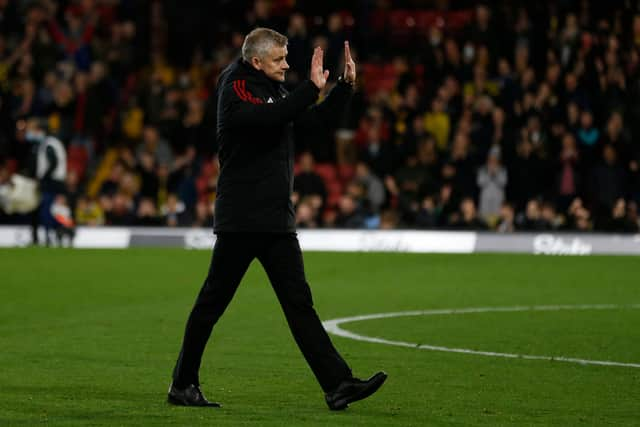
[241,28,288,62]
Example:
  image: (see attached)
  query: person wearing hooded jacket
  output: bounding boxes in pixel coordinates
[22,119,66,245]
[169,28,386,410]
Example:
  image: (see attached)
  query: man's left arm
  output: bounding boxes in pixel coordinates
[294,41,356,134]
[294,80,353,132]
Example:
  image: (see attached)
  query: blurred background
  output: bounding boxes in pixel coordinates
[1,0,639,241]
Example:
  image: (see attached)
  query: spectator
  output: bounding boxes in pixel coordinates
[450,197,488,230]
[100,161,124,197]
[286,13,310,84]
[178,97,207,157]
[436,182,458,227]
[556,133,580,211]
[599,198,639,233]
[75,196,104,226]
[134,197,162,226]
[446,132,476,199]
[83,61,114,141]
[565,198,593,232]
[359,125,393,179]
[601,112,632,165]
[517,199,548,231]
[630,157,640,206]
[507,139,542,211]
[50,193,75,246]
[626,201,640,232]
[424,97,450,152]
[477,146,507,220]
[379,209,399,230]
[415,135,441,192]
[24,118,66,245]
[107,192,134,225]
[293,152,326,215]
[162,193,190,227]
[576,110,600,167]
[45,2,98,71]
[334,194,366,229]
[136,151,159,200]
[295,198,318,229]
[354,161,385,213]
[541,202,561,231]
[325,12,346,78]
[590,144,626,220]
[415,195,438,229]
[137,124,173,167]
[385,153,425,224]
[496,202,516,233]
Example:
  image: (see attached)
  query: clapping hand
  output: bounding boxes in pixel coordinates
[343,41,356,84]
[310,46,329,89]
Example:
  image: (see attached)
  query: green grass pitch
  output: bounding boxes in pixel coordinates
[1,248,639,426]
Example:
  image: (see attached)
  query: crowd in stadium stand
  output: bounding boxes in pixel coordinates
[1,0,639,233]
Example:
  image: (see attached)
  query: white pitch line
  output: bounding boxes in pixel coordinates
[322,304,640,369]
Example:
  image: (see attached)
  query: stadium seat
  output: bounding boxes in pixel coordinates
[389,10,415,35]
[447,10,473,30]
[326,179,344,209]
[362,63,398,96]
[315,163,337,182]
[337,10,355,29]
[337,163,355,184]
[67,145,89,179]
[6,158,18,175]
[415,11,439,33]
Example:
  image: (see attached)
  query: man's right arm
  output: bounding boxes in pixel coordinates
[219,79,319,129]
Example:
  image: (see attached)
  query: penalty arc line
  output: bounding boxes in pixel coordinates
[322,304,640,369]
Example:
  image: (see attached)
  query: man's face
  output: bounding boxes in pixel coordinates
[254,45,289,82]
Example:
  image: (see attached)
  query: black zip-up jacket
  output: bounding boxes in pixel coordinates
[214,58,353,232]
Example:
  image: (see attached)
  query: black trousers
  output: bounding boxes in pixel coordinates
[172,232,352,392]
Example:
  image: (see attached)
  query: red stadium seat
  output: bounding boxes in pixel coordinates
[6,158,18,175]
[67,145,89,179]
[270,0,293,16]
[338,10,355,29]
[337,163,355,184]
[325,177,344,209]
[388,10,416,45]
[315,163,337,182]
[362,63,399,96]
[447,10,473,30]
[327,192,343,209]
[415,11,439,33]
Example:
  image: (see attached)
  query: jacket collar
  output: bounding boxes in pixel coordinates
[236,58,281,91]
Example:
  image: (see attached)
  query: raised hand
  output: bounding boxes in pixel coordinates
[343,41,356,84]
[310,46,330,89]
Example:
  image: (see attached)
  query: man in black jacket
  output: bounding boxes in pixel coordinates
[169,28,386,410]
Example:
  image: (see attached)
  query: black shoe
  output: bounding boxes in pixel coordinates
[325,371,387,410]
[167,383,221,407]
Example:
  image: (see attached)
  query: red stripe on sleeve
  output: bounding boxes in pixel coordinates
[242,80,264,104]
[232,80,247,101]
[240,80,252,103]
[233,79,264,104]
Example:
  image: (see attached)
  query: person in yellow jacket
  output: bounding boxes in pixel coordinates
[424,97,450,152]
